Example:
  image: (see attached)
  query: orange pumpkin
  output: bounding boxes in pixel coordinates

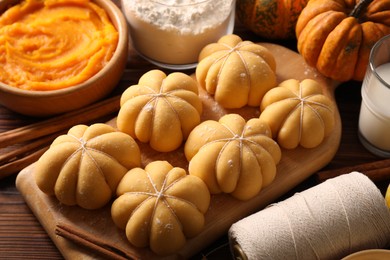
[296,0,390,82]
[236,0,309,40]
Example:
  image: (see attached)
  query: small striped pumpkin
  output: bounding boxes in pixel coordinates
[236,0,309,40]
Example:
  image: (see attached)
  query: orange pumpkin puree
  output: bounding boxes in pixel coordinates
[0,0,118,91]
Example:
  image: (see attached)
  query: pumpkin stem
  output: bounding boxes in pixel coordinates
[349,0,374,18]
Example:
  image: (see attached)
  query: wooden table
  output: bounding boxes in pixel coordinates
[0,24,388,260]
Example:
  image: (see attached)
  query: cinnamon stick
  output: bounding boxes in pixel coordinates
[55,223,139,260]
[0,130,63,165]
[316,158,390,182]
[0,146,49,179]
[0,95,120,149]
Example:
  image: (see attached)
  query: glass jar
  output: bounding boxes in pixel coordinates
[358,34,390,157]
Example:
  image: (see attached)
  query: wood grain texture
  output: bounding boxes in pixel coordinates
[15,43,342,259]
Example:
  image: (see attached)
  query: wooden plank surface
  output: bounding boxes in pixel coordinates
[15,43,342,259]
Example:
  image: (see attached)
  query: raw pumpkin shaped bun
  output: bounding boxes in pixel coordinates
[117,69,203,152]
[184,113,281,200]
[34,123,141,210]
[259,79,335,149]
[196,34,277,109]
[111,160,210,256]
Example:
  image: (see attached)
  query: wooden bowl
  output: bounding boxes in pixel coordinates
[342,249,390,260]
[0,0,128,117]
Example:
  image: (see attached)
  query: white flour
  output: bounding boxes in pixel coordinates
[123,0,233,34]
[121,0,235,66]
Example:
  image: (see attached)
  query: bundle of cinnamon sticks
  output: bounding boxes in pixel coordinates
[316,159,390,183]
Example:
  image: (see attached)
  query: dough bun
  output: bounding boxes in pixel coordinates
[111,160,210,256]
[260,79,335,149]
[34,123,141,209]
[196,34,277,109]
[117,69,203,152]
[184,114,281,200]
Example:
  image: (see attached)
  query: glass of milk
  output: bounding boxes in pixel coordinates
[358,34,390,157]
[121,0,236,70]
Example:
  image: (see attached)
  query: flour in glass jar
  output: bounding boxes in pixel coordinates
[121,0,235,68]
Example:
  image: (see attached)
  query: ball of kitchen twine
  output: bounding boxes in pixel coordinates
[228,172,390,260]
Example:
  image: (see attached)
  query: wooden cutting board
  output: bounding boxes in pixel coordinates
[16,43,342,260]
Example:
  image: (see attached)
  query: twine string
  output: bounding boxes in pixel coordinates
[229,172,390,260]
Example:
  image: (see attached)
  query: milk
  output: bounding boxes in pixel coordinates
[359,62,390,156]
